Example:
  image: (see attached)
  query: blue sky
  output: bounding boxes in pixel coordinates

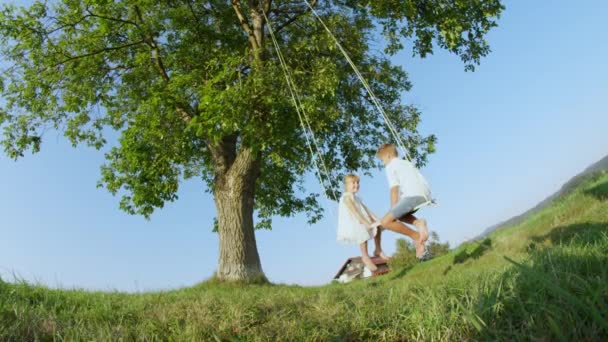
[1,1,607,291]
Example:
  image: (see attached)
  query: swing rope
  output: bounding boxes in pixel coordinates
[262,1,434,205]
[262,10,338,202]
[302,0,411,161]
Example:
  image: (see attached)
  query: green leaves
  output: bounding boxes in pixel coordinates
[99,102,199,219]
[360,0,504,70]
[0,0,501,225]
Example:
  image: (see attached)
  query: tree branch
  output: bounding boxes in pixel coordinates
[132,5,193,122]
[84,9,140,28]
[44,15,89,35]
[272,0,316,34]
[133,5,170,84]
[183,0,210,21]
[231,0,259,49]
[52,40,146,68]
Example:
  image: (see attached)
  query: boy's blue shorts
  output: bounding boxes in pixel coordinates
[389,196,428,219]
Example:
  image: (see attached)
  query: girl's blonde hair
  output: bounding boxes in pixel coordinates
[343,174,359,188]
[377,143,398,158]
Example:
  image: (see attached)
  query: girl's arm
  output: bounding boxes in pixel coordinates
[360,201,379,222]
[361,202,382,228]
[343,196,372,225]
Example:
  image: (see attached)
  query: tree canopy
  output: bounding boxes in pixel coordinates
[0,0,504,281]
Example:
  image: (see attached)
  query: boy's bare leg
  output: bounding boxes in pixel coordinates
[380,213,420,241]
[360,241,377,271]
[401,214,429,257]
[373,228,390,260]
[401,214,429,243]
[381,212,427,258]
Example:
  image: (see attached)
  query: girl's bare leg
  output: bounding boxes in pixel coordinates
[360,241,377,271]
[373,228,390,260]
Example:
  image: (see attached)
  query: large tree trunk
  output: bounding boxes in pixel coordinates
[211,1,269,282]
[212,143,266,282]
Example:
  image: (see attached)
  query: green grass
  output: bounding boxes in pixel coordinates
[2,172,608,341]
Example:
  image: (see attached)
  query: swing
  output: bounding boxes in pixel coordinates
[263,5,436,279]
[262,2,434,209]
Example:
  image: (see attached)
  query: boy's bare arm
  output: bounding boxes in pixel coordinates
[390,186,399,207]
[344,197,371,225]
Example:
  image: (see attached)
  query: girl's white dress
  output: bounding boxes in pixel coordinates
[337,192,377,245]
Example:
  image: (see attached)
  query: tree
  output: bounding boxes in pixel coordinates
[428,231,450,257]
[388,238,418,270]
[0,0,503,282]
[389,231,450,269]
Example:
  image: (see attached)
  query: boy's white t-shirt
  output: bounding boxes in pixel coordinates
[385,158,431,200]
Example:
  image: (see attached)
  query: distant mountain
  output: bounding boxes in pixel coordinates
[477,154,608,238]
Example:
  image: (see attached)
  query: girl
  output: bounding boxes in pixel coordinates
[337,174,387,272]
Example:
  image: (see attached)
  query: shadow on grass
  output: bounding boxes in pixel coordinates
[530,222,606,248]
[472,222,608,340]
[453,238,492,265]
[585,178,608,200]
[389,265,415,280]
[440,238,492,276]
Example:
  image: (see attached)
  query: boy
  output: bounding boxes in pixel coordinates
[374,144,432,259]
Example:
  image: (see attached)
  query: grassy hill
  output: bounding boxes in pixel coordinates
[1,172,607,340]
[478,154,608,238]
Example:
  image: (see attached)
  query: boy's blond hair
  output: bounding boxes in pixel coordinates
[343,174,359,188]
[376,143,398,158]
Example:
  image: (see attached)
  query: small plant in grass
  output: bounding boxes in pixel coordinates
[388,238,418,269]
[389,231,450,269]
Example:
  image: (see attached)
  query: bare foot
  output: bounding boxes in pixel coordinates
[374,251,391,261]
[361,255,378,272]
[415,240,426,259]
[418,219,429,244]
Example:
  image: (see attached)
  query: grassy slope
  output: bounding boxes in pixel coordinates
[1,172,607,341]
[478,154,608,238]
